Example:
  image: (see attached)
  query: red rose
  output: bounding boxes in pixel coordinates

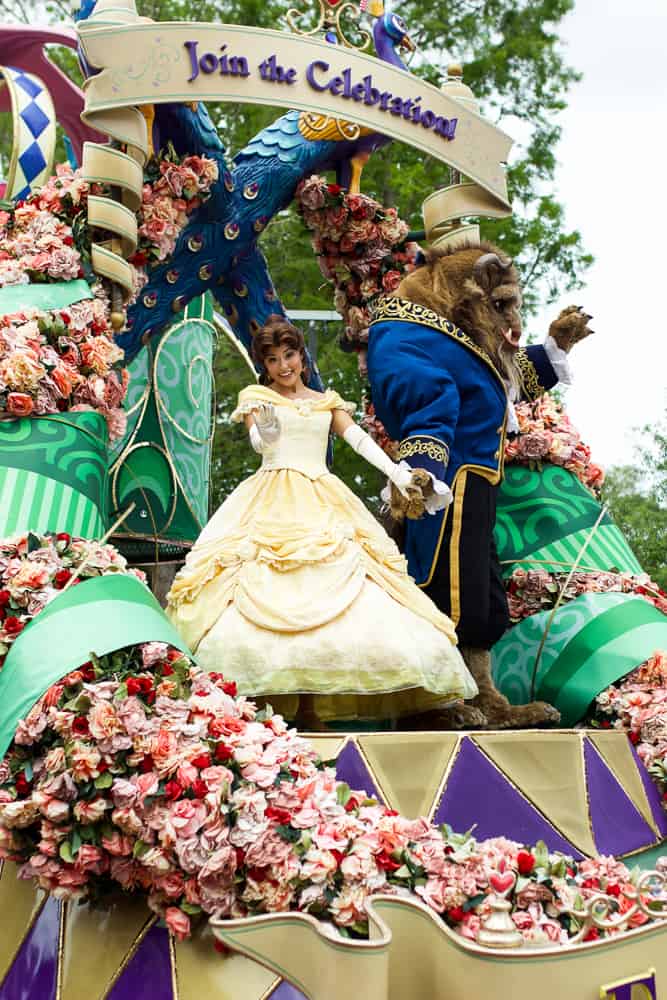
[266,806,291,825]
[190,753,212,770]
[191,780,208,800]
[344,795,361,813]
[80,662,96,681]
[583,927,599,942]
[161,664,175,676]
[126,678,142,696]
[138,677,153,693]
[629,731,640,745]
[330,849,345,867]
[54,569,72,589]
[222,680,237,697]
[447,906,465,923]
[167,648,183,661]
[214,742,233,762]
[0,590,10,607]
[164,780,183,801]
[327,183,342,195]
[56,532,71,545]
[581,877,600,890]
[606,884,621,897]
[4,616,24,636]
[140,754,154,773]
[516,851,535,875]
[72,716,90,736]
[247,866,268,882]
[213,939,229,955]
[15,772,32,797]
[234,847,245,867]
[376,851,401,872]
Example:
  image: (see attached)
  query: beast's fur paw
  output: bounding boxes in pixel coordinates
[399,704,488,731]
[474,697,561,729]
[548,305,594,353]
[389,469,433,522]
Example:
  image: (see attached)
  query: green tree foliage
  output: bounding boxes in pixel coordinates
[602,413,667,590]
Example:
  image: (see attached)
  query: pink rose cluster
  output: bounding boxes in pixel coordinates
[0,165,89,289]
[505,395,604,493]
[592,651,667,808]
[0,650,657,946]
[506,568,667,624]
[295,175,419,363]
[131,151,219,266]
[0,532,146,670]
[0,293,128,437]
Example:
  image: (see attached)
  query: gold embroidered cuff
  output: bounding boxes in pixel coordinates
[397,436,450,466]
[515,349,542,401]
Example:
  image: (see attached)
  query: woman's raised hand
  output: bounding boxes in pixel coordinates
[253,403,280,443]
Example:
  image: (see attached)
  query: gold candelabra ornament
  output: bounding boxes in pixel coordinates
[476,871,523,949]
[285,0,372,51]
[477,869,667,951]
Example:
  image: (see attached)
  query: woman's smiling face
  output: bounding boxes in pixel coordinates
[265,342,304,392]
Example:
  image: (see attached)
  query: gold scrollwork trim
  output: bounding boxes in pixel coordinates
[397,436,449,466]
[370,297,507,393]
[514,348,543,401]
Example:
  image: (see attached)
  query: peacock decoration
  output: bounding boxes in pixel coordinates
[74,0,415,367]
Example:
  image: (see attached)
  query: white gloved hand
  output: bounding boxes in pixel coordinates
[380,461,453,513]
[343,424,412,494]
[253,403,280,443]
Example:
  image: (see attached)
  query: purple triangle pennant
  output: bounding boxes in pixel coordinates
[434,737,583,857]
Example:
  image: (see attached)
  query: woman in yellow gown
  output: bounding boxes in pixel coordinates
[166,316,477,725]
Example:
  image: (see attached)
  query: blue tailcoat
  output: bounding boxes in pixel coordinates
[367,297,558,587]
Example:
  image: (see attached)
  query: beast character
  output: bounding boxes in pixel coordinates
[367,241,592,727]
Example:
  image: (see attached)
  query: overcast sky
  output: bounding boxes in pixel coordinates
[531,0,666,468]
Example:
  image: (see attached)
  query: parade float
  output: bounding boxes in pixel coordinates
[0,2,666,998]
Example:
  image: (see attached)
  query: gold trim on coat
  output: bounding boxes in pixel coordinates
[370,296,508,394]
[447,470,467,625]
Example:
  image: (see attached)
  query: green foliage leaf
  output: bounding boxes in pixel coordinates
[59,841,74,864]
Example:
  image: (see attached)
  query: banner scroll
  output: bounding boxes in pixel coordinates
[76,0,513,287]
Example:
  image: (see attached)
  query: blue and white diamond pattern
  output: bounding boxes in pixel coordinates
[0,65,56,201]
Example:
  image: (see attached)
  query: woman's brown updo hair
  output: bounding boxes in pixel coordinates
[251,314,310,385]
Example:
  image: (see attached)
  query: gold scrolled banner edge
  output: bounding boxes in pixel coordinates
[211,893,667,1000]
[0,65,57,200]
[423,180,512,250]
[80,30,148,301]
[76,0,513,208]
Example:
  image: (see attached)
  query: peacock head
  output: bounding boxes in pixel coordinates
[370,4,415,64]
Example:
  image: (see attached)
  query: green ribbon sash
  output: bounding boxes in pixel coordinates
[0,574,192,758]
[495,465,642,576]
[0,412,109,539]
[536,597,667,725]
[0,279,93,317]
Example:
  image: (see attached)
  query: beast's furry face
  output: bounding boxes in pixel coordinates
[395,241,523,383]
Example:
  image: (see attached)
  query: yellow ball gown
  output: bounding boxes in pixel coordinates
[166,385,477,720]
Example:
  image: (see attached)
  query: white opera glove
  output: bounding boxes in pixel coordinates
[380,461,453,514]
[544,335,574,386]
[343,424,413,495]
[248,403,280,454]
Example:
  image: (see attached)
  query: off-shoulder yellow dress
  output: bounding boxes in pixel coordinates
[166,386,477,720]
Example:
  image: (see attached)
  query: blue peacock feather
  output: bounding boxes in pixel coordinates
[77,2,413,380]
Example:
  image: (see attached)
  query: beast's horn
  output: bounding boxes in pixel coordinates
[473,253,513,291]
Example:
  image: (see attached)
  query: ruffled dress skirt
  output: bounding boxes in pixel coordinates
[167,465,477,721]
